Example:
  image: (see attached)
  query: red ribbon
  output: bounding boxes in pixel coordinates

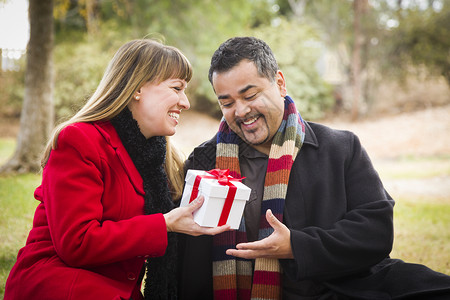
[189,169,244,226]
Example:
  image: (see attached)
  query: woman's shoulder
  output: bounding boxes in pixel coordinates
[58,121,109,150]
[61,121,95,134]
[60,121,109,138]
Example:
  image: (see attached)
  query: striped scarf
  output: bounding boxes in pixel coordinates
[213,96,306,300]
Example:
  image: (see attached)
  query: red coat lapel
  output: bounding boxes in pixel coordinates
[94,121,145,195]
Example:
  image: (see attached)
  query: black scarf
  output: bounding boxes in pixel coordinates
[111,107,177,300]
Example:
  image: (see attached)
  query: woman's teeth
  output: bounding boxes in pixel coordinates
[243,116,258,125]
[168,112,179,120]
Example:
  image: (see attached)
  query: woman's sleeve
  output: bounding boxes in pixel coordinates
[43,124,168,267]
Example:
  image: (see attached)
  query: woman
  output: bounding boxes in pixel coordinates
[4,39,228,300]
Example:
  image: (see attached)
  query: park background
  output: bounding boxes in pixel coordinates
[0,0,449,297]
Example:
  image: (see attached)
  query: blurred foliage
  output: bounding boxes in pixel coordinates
[254,18,333,119]
[383,2,450,86]
[53,31,118,120]
[50,0,335,120]
[2,0,448,122]
[0,58,25,118]
[52,0,282,119]
[282,0,392,112]
[277,0,449,113]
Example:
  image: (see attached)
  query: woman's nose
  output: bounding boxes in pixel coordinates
[179,92,190,110]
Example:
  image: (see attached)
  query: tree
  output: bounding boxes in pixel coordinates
[51,0,278,118]
[287,0,307,19]
[253,18,334,119]
[384,1,450,86]
[1,0,54,173]
[351,0,369,120]
[279,0,388,117]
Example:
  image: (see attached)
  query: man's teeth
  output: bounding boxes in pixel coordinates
[168,112,179,120]
[243,116,258,125]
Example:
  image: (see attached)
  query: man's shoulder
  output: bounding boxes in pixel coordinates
[190,134,217,155]
[307,121,356,143]
[303,121,361,157]
[185,135,217,171]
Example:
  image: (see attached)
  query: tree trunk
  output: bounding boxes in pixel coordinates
[0,0,54,173]
[86,0,100,36]
[351,0,365,121]
[288,0,307,19]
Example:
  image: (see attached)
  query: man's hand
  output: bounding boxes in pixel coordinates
[226,209,293,259]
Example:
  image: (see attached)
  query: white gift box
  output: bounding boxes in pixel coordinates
[180,169,251,229]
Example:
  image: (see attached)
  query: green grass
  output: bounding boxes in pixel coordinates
[0,139,449,298]
[0,137,41,297]
[0,138,15,165]
[0,173,40,297]
[375,155,450,274]
[390,196,450,274]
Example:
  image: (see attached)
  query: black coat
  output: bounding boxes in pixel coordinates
[178,121,450,299]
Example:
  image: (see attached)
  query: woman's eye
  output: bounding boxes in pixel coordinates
[173,87,182,91]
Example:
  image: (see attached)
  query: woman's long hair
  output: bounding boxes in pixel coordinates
[42,39,192,200]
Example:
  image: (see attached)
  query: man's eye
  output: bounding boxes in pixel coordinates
[173,86,182,91]
[220,102,232,107]
[244,94,256,100]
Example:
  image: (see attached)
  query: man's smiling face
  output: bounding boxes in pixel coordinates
[212,60,286,154]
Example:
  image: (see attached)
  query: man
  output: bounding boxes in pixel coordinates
[177,37,450,299]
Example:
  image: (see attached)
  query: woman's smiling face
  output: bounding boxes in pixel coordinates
[129,78,190,139]
[212,60,286,154]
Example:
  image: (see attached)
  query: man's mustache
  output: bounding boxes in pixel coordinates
[234,113,262,125]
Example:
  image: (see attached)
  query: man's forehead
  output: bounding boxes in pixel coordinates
[212,63,264,96]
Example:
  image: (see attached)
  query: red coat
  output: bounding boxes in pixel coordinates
[5,121,169,300]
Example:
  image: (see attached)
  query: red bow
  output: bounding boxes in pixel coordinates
[206,168,244,185]
[189,169,244,226]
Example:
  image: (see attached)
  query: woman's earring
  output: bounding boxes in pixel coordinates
[135,95,140,100]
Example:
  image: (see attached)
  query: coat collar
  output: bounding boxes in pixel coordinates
[93,121,145,195]
[303,121,319,148]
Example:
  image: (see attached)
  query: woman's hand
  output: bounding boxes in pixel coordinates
[164,196,231,236]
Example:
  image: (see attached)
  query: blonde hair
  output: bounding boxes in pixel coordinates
[42,39,192,200]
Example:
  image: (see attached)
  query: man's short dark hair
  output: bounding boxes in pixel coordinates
[208,37,279,84]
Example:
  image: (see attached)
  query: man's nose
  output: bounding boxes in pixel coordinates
[235,100,250,118]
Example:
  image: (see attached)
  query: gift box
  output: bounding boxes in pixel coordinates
[180,169,251,229]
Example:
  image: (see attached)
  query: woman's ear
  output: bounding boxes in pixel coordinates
[276,70,287,97]
[134,89,142,100]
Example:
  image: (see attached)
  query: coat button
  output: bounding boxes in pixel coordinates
[127,272,136,281]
